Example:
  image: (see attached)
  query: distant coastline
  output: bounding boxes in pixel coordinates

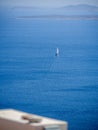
[17,15,98,20]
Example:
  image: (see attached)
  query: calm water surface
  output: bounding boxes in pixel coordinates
[0,9,98,130]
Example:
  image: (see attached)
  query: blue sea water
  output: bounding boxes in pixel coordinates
[0,8,98,130]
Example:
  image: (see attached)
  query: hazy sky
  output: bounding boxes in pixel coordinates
[0,0,98,7]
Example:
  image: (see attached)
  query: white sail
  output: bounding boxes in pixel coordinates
[55,48,59,56]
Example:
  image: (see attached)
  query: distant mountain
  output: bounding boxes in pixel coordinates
[12,4,98,17]
[63,4,98,10]
[61,4,98,15]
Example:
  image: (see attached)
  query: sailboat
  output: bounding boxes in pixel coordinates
[55,48,59,56]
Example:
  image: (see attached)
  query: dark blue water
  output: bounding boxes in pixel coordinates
[0,8,98,130]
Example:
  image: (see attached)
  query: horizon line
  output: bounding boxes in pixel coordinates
[0,3,98,9]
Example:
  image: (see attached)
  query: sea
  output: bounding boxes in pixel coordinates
[0,7,98,130]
